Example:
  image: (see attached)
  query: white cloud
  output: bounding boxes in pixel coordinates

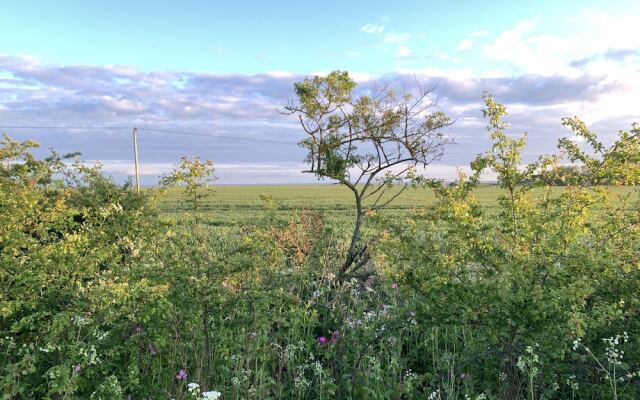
[384,31,412,44]
[2,46,639,184]
[264,70,293,78]
[396,45,413,58]
[474,12,640,126]
[482,20,535,63]
[360,23,385,35]
[431,51,451,60]
[483,13,640,77]
[568,135,586,144]
[395,67,476,81]
[456,39,473,52]
[347,71,373,82]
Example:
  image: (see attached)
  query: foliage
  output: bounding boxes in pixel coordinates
[383,95,640,399]
[1,91,639,400]
[284,71,452,276]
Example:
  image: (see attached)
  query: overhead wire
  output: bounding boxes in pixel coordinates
[0,124,551,156]
[138,127,296,145]
[0,125,299,146]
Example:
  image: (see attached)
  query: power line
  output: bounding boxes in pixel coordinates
[0,125,299,146]
[138,127,297,145]
[0,125,131,130]
[0,125,549,156]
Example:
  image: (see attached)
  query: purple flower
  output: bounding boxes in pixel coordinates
[74,364,81,373]
[176,369,187,380]
[460,372,467,380]
[135,324,142,334]
[318,336,328,345]
[330,331,339,344]
[148,344,157,356]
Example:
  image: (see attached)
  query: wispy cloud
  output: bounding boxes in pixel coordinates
[456,39,473,52]
[396,45,413,58]
[383,31,412,44]
[0,50,638,184]
[360,23,385,35]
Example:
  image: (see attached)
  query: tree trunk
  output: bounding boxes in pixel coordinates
[340,189,363,275]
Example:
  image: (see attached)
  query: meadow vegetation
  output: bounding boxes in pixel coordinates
[1,85,640,399]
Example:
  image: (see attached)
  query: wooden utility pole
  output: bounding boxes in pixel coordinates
[132,127,140,193]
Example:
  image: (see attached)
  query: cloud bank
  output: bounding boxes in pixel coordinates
[1,12,639,184]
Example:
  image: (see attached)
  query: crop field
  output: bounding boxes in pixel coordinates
[157,183,637,225]
[156,184,497,236]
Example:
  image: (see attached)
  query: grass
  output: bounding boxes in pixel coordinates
[158,184,637,211]
[156,184,638,236]
[158,184,499,212]
[156,184,484,231]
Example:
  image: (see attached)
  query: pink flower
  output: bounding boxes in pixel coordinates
[318,336,328,345]
[176,369,187,380]
[73,364,81,373]
[391,283,398,289]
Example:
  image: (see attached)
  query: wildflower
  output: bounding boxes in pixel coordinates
[318,336,327,345]
[148,344,157,356]
[572,339,581,351]
[176,369,187,380]
[330,331,339,344]
[135,324,142,334]
[74,364,81,373]
[187,382,200,393]
[202,391,221,399]
[391,283,398,289]
[460,372,467,380]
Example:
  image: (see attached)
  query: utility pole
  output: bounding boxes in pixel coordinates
[132,127,140,193]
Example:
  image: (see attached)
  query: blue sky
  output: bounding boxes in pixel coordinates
[1,1,640,183]
[3,0,635,74]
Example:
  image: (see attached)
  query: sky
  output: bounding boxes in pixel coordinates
[1,0,639,184]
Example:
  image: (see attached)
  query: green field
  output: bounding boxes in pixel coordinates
[156,184,500,233]
[154,184,638,248]
[157,183,636,216]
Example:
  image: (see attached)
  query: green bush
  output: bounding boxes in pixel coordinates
[382,96,640,399]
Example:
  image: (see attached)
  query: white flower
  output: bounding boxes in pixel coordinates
[187,382,200,393]
[202,391,221,399]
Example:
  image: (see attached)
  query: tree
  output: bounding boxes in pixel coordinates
[284,71,452,277]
